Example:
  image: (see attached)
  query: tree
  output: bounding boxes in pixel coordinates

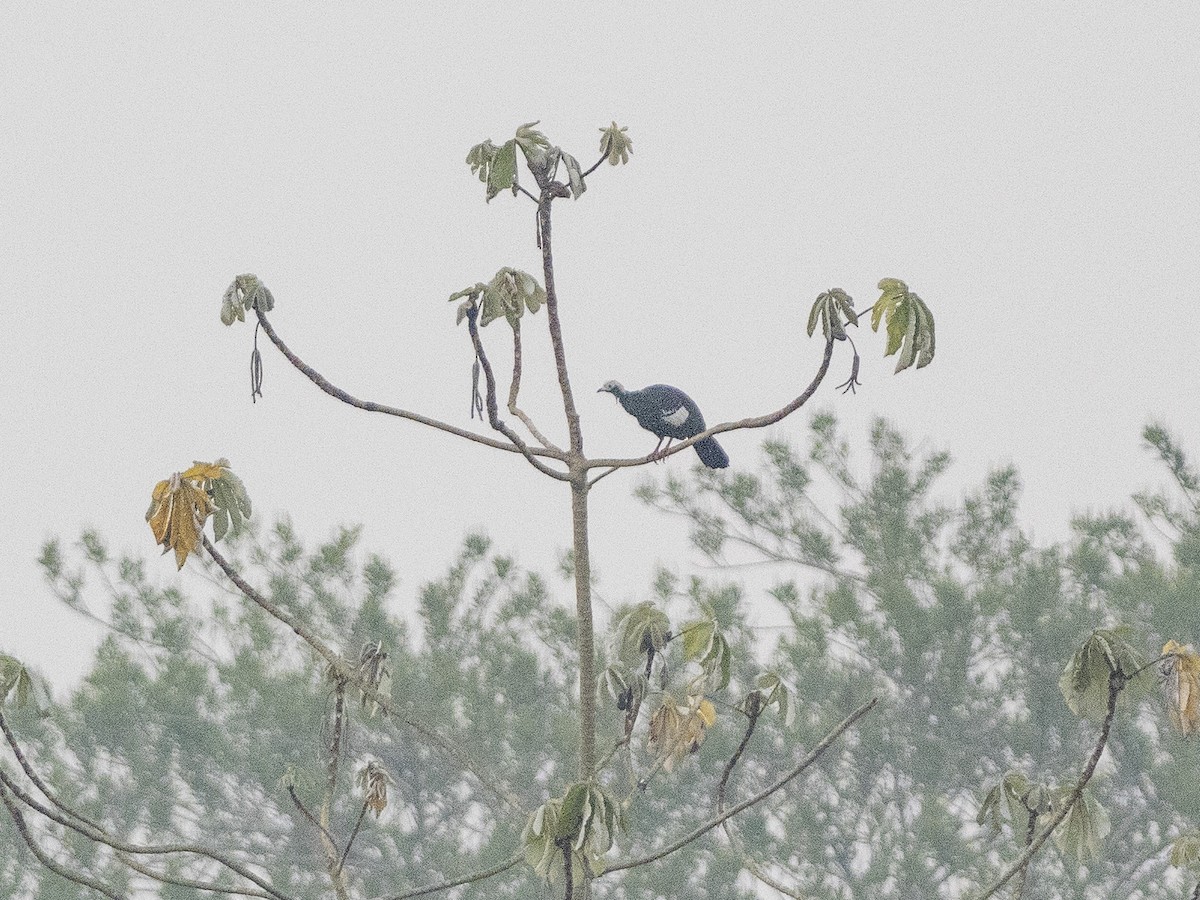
[2,121,955,900]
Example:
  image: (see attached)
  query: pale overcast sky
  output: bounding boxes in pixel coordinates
[3,5,1198,690]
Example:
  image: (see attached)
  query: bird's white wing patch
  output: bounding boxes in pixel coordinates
[662,405,690,427]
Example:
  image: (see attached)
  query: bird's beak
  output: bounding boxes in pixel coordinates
[597,386,607,393]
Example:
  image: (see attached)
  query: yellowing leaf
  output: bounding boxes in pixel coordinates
[1161,640,1200,735]
[145,472,214,569]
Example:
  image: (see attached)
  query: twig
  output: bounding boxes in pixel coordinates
[581,152,608,179]
[585,336,837,470]
[974,669,1125,900]
[602,697,877,875]
[465,308,570,480]
[0,781,123,900]
[336,801,370,875]
[1012,807,1038,900]
[253,310,563,461]
[365,852,523,900]
[287,786,340,860]
[560,838,574,900]
[507,318,561,451]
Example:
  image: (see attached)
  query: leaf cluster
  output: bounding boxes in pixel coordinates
[449,267,546,328]
[145,459,250,568]
[523,782,622,887]
[466,120,630,202]
[219,273,275,325]
[871,278,935,372]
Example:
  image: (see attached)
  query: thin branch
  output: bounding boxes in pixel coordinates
[581,152,608,179]
[0,781,123,900]
[116,852,275,899]
[587,466,619,489]
[336,801,370,875]
[201,536,524,813]
[586,336,837,470]
[560,838,574,900]
[3,715,270,897]
[253,310,563,461]
[717,697,761,815]
[602,696,877,875]
[366,852,523,900]
[317,680,350,899]
[287,786,340,860]
[465,308,570,480]
[974,670,1125,900]
[1012,807,1038,900]
[0,768,291,900]
[507,318,561,451]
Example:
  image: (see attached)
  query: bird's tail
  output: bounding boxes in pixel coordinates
[694,436,729,469]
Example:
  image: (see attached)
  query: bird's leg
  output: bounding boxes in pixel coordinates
[650,435,666,462]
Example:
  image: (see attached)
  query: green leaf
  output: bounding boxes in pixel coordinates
[612,602,671,666]
[599,121,633,165]
[681,619,715,662]
[486,140,518,202]
[466,139,498,183]
[1170,831,1200,873]
[555,782,590,841]
[561,150,586,199]
[1054,790,1110,862]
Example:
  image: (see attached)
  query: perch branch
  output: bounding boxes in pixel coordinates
[366,852,524,900]
[585,336,836,470]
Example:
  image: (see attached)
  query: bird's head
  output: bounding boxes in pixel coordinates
[597,380,624,395]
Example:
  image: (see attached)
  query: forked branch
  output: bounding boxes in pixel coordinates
[254,310,563,462]
[508,319,561,451]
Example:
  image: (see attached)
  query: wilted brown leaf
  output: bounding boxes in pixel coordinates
[1161,640,1200,735]
[145,473,214,569]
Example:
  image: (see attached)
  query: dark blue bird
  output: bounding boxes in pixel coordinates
[598,381,729,469]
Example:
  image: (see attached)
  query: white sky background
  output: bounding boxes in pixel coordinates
[2,5,1198,692]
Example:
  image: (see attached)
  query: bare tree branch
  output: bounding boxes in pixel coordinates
[585,336,837,471]
[508,318,561,451]
[0,767,290,900]
[0,780,123,900]
[253,309,564,461]
[336,800,370,875]
[286,786,340,864]
[465,307,570,480]
[601,696,877,875]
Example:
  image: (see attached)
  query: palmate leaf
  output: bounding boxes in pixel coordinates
[146,473,214,570]
[806,288,857,342]
[1053,788,1110,862]
[612,602,671,666]
[524,783,622,887]
[870,278,935,372]
[648,694,717,772]
[599,121,633,165]
[448,270,546,328]
[146,459,250,568]
[1059,627,1145,718]
[355,760,395,817]
[0,654,42,710]
[487,140,519,202]
[1170,831,1200,874]
[220,274,275,325]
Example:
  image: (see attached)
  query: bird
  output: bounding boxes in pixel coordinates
[598,381,729,469]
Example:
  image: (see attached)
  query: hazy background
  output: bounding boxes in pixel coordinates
[3,4,1198,690]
